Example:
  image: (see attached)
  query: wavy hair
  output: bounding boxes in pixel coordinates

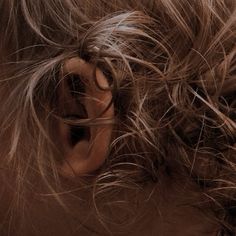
[0,0,236,235]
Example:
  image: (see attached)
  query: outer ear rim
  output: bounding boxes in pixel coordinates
[58,58,114,178]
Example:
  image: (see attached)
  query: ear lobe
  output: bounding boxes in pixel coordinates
[58,58,114,178]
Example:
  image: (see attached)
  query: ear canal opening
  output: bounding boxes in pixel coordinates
[69,126,90,146]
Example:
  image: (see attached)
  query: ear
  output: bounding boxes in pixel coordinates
[57,58,114,178]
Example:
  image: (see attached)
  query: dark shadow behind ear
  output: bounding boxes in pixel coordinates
[57,58,114,178]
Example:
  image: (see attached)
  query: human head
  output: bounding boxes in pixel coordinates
[0,0,236,235]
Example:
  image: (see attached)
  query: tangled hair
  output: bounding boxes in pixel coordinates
[1,0,236,235]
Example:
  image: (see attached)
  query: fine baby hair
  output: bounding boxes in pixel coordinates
[0,0,236,235]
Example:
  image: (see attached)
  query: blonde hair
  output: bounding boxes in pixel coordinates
[1,0,236,235]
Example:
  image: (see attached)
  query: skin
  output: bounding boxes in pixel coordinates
[57,58,114,177]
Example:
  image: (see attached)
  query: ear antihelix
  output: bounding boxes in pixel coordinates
[58,58,114,178]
